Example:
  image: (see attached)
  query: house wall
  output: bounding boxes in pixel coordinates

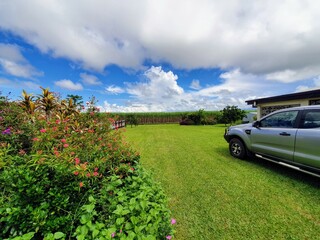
[256,98,320,119]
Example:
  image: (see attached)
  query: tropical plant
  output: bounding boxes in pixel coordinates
[66,94,84,111]
[19,90,36,114]
[36,87,57,120]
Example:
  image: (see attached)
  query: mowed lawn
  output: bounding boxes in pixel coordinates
[124,124,320,240]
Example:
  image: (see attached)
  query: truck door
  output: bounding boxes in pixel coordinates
[251,110,299,161]
[294,109,320,168]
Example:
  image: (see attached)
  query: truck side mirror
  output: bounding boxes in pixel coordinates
[253,121,260,128]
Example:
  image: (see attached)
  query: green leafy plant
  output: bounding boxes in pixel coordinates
[219,105,246,125]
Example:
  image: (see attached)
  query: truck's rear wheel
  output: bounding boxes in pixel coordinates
[229,138,246,159]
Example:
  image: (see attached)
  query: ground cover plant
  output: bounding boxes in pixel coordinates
[125,124,320,239]
[0,90,175,240]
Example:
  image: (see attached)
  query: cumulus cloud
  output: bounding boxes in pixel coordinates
[80,73,102,85]
[54,79,83,90]
[100,66,307,112]
[190,79,201,90]
[0,43,42,78]
[126,66,183,101]
[1,0,320,82]
[105,85,125,94]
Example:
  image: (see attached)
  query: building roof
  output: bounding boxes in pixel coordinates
[246,89,320,107]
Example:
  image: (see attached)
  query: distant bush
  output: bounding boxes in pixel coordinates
[219,105,246,126]
[180,109,218,125]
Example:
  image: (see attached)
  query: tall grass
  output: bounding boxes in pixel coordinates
[114,111,221,124]
[125,124,320,239]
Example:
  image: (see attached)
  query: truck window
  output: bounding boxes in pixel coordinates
[301,110,320,128]
[260,110,298,128]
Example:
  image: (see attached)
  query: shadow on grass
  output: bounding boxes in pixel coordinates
[245,156,320,189]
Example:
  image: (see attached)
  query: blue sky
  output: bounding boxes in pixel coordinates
[1,0,320,112]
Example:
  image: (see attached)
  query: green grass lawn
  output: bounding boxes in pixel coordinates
[124,124,320,240]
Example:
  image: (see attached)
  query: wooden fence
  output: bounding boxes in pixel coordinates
[111,120,126,129]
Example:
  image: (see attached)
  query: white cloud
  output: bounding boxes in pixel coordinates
[1,0,320,82]
[80,73,102,85]
[190,79,201,90]
[0,77,40,91]
[295,75,320,92]
[100,66,306,112]
[0,43,42,78]
[105,85,125,94]
[54,79,83,91]
[126,66,183,101]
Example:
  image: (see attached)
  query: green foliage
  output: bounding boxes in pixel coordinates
[73,170,174,239]
[180,109,218,125]
[115,111,220,125]
[0,98,36,154]
[125,114,139,127]
[219,105,246,125]
[66,94,84,111]
[0,88,174,239]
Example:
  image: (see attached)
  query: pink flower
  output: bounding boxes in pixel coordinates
[94,167,99,171]
[86,173,91,177]
[40,129,46,133]
[79,182,83,188]
[33,137,39,141]
[166,236,172,240]
[75,158,80,165]
[63,143,69,148]
[74,171,79,176]
[111,232,116,238]
[19,149,26,155]
[55,119,60,124]
[93,171,99,176]
[61,139,67,143]
[171,218,176,225]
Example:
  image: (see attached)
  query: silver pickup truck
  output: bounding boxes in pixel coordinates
[224,106,320,177]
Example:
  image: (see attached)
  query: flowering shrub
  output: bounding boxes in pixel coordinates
[0,98,36,155]
[0,90,175,239]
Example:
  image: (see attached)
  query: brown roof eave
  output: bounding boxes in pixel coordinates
[246,89,320,106]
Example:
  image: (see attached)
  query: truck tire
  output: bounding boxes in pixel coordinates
[229,138,246,159]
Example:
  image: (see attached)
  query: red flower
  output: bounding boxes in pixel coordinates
[40,129,46,133]
[79,182,84,188]
[75,158,80,165]
[93,171,99,176]
[63,143,69,148]
[74,171,79,176]
[86,173,91,177]
[94,167,99,171]
[33,137,39,141]
[61,139,67,143]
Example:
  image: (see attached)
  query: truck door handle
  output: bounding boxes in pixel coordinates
[279,132,291,136]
